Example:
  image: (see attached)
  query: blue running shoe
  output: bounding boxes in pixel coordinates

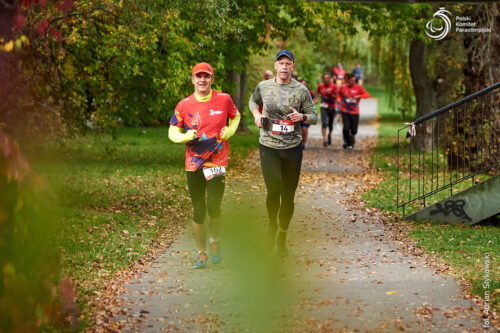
[210,242,221,264]
[327,135,332,146]
[194,251,208,269]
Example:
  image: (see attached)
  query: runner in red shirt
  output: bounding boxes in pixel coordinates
[316,73,338,147]
[169,62,240,268]
[332,62,346,86]
[338,73,370,151]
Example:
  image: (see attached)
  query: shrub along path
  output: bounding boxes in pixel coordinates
[100,99,487,332]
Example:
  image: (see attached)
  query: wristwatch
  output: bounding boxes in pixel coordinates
[303,114,307,121]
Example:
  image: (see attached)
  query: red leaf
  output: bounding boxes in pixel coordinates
[59,277,75,302]
[13,12,26,31]
[37,20,49,35]
[57,0,75,20]
[50,27,63,42]
[22,0,38,7]
[39,0,47,8]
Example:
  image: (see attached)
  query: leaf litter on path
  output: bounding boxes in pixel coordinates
[87,134,497,332]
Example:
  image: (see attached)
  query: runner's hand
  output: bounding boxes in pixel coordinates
[287,107,302,123]
[185,129,197,140]
[254,113,264,128]
[220,126,234,140]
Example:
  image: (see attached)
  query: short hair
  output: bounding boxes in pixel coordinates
[345,73,356,81]
[322,73,331,79]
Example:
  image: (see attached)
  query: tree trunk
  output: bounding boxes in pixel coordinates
[457,3,500,170]
[409,39,436,150]
[237,69,250,133]
[228,67,250,133]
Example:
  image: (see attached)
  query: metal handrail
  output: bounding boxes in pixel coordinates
[414,82,500,125]
[397,82,499,217]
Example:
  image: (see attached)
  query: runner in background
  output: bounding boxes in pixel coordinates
[316,73,338,147]
[332,62,346,86]
[259,69,275,114]
[353,63,363,86]
[264,69,274,80]
[169,62,240,269]
[299,78,316,150]
[338,73,370,152]
[249,50,318,257]
[292,71,299,80]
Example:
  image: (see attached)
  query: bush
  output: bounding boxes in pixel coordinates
[0,131,75,331]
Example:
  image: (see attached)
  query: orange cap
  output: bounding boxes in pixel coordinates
[192,62,214,75]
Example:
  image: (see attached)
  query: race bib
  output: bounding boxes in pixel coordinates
[271,119,294,135]
[203,166,226,181]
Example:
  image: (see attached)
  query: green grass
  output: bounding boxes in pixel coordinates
[26,125,259,324]
[362,85,499,310]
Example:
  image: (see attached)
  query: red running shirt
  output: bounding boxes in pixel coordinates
[333,67,346,80]
[338,84,370,115]
[170,91,238,171]
[316,83,337,110]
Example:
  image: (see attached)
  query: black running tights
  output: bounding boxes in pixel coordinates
[259,144,302,231]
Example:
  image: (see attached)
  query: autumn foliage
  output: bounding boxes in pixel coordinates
[0,131,79,331]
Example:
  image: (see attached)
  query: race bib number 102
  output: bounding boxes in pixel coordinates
[203,166,226,181]
[271,119,294,135]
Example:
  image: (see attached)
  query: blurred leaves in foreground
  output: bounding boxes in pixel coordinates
[0,131,78,332]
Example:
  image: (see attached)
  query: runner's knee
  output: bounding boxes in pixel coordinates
[192,205,206,224]
[207,205,221,219]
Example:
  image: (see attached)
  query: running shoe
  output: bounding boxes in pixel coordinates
[210,242,221,264]
[194,251,208,269]
[347,145,353,152]
[327,135,332,146]
[342,142,348,149]
[323,141,327,147]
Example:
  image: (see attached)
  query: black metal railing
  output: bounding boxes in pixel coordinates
[397,82,500,216]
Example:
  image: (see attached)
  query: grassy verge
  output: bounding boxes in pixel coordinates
[362,85,499,310]
[26,125,259,325]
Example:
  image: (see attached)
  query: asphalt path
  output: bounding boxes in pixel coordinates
[109,98,485,332]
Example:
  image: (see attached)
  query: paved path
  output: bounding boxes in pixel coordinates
[109,98,485,332]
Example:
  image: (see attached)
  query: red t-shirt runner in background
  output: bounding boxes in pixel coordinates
[316,83,337,110]
[170,91,238,171]
[338,83,370,115]
[333,67,346,81]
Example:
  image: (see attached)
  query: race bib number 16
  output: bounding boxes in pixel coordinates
[203,166,226,181]
[271,119,294,135]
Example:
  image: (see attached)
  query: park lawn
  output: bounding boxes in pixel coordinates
[362,85,500,310]
[29,125,259,321]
